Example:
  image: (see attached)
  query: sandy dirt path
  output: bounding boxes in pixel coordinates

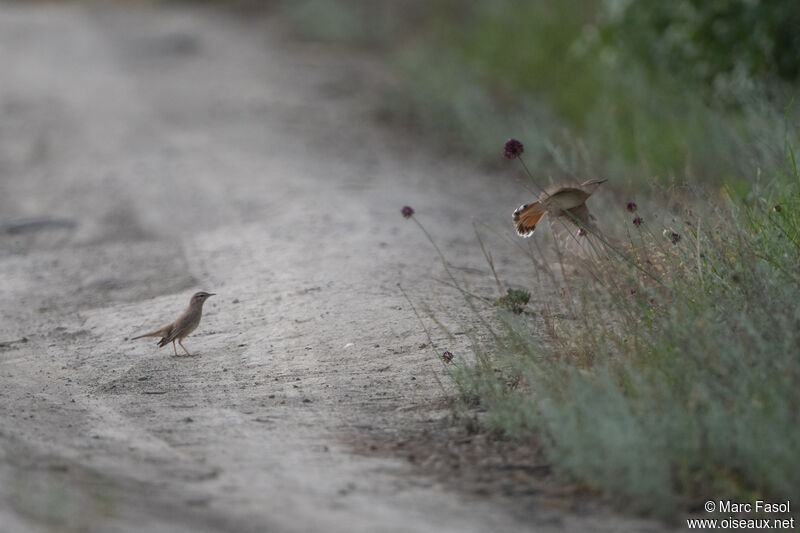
[0,4,667,532]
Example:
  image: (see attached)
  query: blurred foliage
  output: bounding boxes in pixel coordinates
[615,0,800,88]
[280,0,799,186]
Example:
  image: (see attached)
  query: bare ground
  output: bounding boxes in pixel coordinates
[0,3,671,532]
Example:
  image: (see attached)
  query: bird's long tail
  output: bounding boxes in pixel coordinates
[513,201,546,237]
[132,327,168,340]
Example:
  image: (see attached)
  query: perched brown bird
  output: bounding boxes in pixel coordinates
[513,178,607,238]
[132,291,215,357]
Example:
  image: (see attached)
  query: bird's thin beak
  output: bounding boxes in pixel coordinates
[208,293,216,297]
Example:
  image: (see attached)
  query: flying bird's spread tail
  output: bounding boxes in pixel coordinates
[513,201,546,237]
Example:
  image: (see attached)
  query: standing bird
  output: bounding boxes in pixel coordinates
[132,291,215,357]
[513,178,607,238]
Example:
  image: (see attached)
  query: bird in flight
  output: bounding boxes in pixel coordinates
[513,178,607,240]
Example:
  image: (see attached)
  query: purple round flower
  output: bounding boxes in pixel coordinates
[441,350,454,363]
[626,202,638,213]
[503,138,524,159]
[632,216,643,227]
[401,205,414,219]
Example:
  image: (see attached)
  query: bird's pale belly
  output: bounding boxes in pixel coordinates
[175,313,202,340]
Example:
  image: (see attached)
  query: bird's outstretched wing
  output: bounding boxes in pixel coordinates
[549,203,600,257]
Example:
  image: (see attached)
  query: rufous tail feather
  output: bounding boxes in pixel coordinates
[513,201,546,237]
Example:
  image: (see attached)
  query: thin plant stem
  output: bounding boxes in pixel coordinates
[410,215,502,345]
[398,283,439,358]
[474,222,504,293]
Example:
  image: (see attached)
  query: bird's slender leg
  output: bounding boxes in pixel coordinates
[172,340,178,357]
[178,339,192,357]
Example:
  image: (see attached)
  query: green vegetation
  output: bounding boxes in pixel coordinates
[282,0,800,518]
[493,288,530,315]
[445,158,800,515]
[281,0,799,185]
